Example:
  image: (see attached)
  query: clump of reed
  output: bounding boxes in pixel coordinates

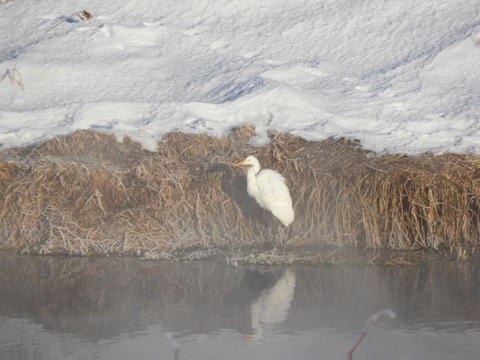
[0,126,479,256]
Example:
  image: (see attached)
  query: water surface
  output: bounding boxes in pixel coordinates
[1,254,479,360]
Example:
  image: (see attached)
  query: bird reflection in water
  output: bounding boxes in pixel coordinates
[246,269,296,342]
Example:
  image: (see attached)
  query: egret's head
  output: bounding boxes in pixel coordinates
[232,155,259,168]
[231,155,261,174]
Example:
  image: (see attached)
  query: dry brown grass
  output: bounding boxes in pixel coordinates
[1,126,480,257]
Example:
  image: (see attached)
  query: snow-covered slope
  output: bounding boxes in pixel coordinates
[1,0,479,154]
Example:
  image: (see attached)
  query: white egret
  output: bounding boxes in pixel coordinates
[232,156,294,226]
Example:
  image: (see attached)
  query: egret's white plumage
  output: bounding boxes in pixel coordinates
[233,155,294,226]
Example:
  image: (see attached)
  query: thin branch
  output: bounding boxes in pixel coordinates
[166,333,180,360]
[348,309,396,360]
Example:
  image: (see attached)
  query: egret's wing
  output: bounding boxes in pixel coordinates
[256,170,294,225]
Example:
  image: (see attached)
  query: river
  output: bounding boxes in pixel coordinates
[1,254,479,359]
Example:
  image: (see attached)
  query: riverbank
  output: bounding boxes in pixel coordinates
[1,126,479,260]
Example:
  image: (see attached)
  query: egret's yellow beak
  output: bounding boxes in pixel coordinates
[232,159,249,167]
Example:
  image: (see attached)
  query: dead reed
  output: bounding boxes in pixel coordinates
[46,10,93,33]
[0,126,480,257]
[1,68,24,91]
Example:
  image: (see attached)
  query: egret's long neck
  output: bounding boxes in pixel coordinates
[246,166,260,196]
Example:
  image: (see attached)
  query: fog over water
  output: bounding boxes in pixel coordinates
[1,254,480,359]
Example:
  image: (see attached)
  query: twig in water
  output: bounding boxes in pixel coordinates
[166,332,180,360]
[347,309,396,360]
[46,10,93,33]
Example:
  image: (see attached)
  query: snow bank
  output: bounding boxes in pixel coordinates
[1,0,480,154]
